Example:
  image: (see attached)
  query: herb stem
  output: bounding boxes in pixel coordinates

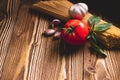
[88,15,111,58]
[90,41,107,58]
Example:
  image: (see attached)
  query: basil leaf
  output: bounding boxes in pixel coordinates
[95,23,112,31]
[91,32,96,41]
[89,16,100,25]
[91,42,107,58]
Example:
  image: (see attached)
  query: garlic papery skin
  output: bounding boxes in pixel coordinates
[69,3,88,19]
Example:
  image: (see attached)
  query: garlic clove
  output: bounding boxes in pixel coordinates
[52,19,61,25]
[49,19,61,28]
[44,29,56,36]
[53,31,61,39]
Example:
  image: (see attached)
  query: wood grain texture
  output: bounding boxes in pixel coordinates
[0,0,120,80]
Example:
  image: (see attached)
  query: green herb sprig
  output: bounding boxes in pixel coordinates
[88,15,112,58]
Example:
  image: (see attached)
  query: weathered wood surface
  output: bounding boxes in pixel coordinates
[0,0,120,80]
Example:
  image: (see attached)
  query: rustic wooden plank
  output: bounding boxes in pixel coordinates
[0,3,36,79]
[58,42,84,80]
[99,50,120,80]
[83,45,120,80]
[71,47,84,80]
[93,50,120,80]
[83,42,97,80]
[0,0,22,79]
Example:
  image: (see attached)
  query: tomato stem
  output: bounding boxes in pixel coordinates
[67,26,74,33]
[62,25,75,33]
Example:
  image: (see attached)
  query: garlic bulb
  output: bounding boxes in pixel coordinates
[69,3,88,19]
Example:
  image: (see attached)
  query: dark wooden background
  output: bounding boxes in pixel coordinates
[0,0,120,80]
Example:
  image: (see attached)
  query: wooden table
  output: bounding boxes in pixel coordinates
[0,0,120,80]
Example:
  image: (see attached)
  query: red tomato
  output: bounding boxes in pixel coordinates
[61,19,89,45]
